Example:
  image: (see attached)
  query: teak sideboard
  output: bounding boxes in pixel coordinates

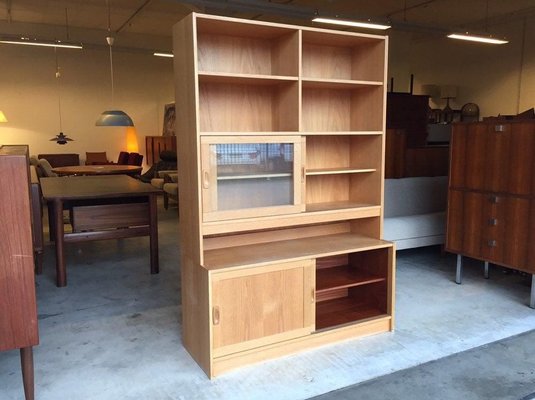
[173,13,395,377]
[0,145,39,399]
[446,120,535,307]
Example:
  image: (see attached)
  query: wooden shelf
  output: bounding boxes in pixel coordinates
[306,168,376,176]
[316,297,385,330]
[305,201,377,213]
[199,71,298,85]
[316,266,385,293]
[217,173,291,181]
[203,233,392,270]
[302,78,383,89]
[303,131,383,136]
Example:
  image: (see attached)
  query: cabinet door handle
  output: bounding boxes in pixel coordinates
[302,167,306,182]
[311,288,315,304]
[202,170,210,189]
[488,218,498,226]
[489,195,500,204]
[212,306,220,325]
[487,240,497,247]
[494,125,505,132]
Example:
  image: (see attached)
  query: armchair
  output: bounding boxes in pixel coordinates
[162,172,178,210]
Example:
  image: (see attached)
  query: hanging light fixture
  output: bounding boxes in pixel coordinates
[312,17,391,30]
[50,48,74,145]
[0,111,7,122]
[96,0,134,127]
[447,1,508,45]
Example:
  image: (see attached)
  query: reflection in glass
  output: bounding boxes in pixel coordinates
[211,143,294,211]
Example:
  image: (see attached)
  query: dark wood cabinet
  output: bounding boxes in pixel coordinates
[145,135,177,166]
[0,145,39,400]
[446,121,535,307]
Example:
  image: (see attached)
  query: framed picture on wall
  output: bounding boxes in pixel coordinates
[163,103,176,136]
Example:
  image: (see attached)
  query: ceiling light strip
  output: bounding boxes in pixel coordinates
[154,52,173,58]
[0,38,82,49]
[447,33,508,44]
[312,17,391,30]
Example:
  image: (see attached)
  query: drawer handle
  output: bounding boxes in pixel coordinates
[487,240,497,247]
[494,125,506,132]
[212,306,220,325]
[311,288,315,304]
[488,218,498,226]
[489,195,500,204]
[202,170,210,189]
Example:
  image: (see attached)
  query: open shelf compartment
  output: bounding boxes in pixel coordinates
[302,86,384,132]
[315,249,391,330]
[302,30,386,82]
[197,16,299,77]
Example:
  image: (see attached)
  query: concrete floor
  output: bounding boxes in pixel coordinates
[1,199,535,399]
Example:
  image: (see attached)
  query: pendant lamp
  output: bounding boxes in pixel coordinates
[50,48,74,144]
[96,0,134,127]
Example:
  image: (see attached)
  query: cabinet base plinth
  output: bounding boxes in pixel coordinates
[210,316,392,378]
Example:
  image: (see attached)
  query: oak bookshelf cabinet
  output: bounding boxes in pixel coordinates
[446,121,535,306]
[174,13,394,377]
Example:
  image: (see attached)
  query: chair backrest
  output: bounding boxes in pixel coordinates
[37,153,79,167]
[85,152,108,165]
[117,151,130,165]
[37,158,58,177]
[127,152,143,166]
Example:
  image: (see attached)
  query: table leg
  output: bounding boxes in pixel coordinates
[455,254,463,284]
[530,275,535,309]
[54,199,67,287]
[47,202,55,242]
[20,346,34,400]
[149,194,159,274]
[484,261,490,279]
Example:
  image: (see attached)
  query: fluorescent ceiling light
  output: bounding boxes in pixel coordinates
[447,33,508,44]
[153,52,173,58]
[154,52,173,58]
[0,37,82,49]
[312,17,391,30]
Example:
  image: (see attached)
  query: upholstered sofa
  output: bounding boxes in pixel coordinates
[383,176,448,250]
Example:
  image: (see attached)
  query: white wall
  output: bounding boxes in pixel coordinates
[0,43,174,167]
[388,16,535,117]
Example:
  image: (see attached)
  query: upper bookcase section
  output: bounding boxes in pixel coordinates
[302,30,386,83]
[196,16,300,78]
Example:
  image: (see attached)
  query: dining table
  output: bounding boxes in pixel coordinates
[40,175,160,287]
[52,164,143,176]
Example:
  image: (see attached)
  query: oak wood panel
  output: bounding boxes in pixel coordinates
[302,42,354,80]
[350,86,384,131]
[306,135,351,169]
[211,260,314,353]
[351,40,386,82]
[212,316,392,377]
[203,233,392,270]
[306,174,350,204]
[302,88,351,132]
[0,146,38,352]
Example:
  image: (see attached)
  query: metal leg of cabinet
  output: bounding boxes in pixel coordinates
[530,275,535,309]
[484,261,490,279]
[455,254,463,284]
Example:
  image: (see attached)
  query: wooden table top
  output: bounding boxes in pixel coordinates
[52,165,143,176]
[40,175,160,201]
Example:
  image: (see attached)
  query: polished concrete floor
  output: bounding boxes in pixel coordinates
[1,199,535,399]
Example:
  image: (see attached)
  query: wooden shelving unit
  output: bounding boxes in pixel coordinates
[173,12,394,378]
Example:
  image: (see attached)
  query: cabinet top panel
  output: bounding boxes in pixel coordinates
[192,12,387,41]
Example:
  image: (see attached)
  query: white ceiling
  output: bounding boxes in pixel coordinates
[1,0,534,51]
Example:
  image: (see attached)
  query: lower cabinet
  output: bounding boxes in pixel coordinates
[206,245,394,376]
[210,260,315,358]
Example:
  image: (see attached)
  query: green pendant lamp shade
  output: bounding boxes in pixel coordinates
[96,110,134,126]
